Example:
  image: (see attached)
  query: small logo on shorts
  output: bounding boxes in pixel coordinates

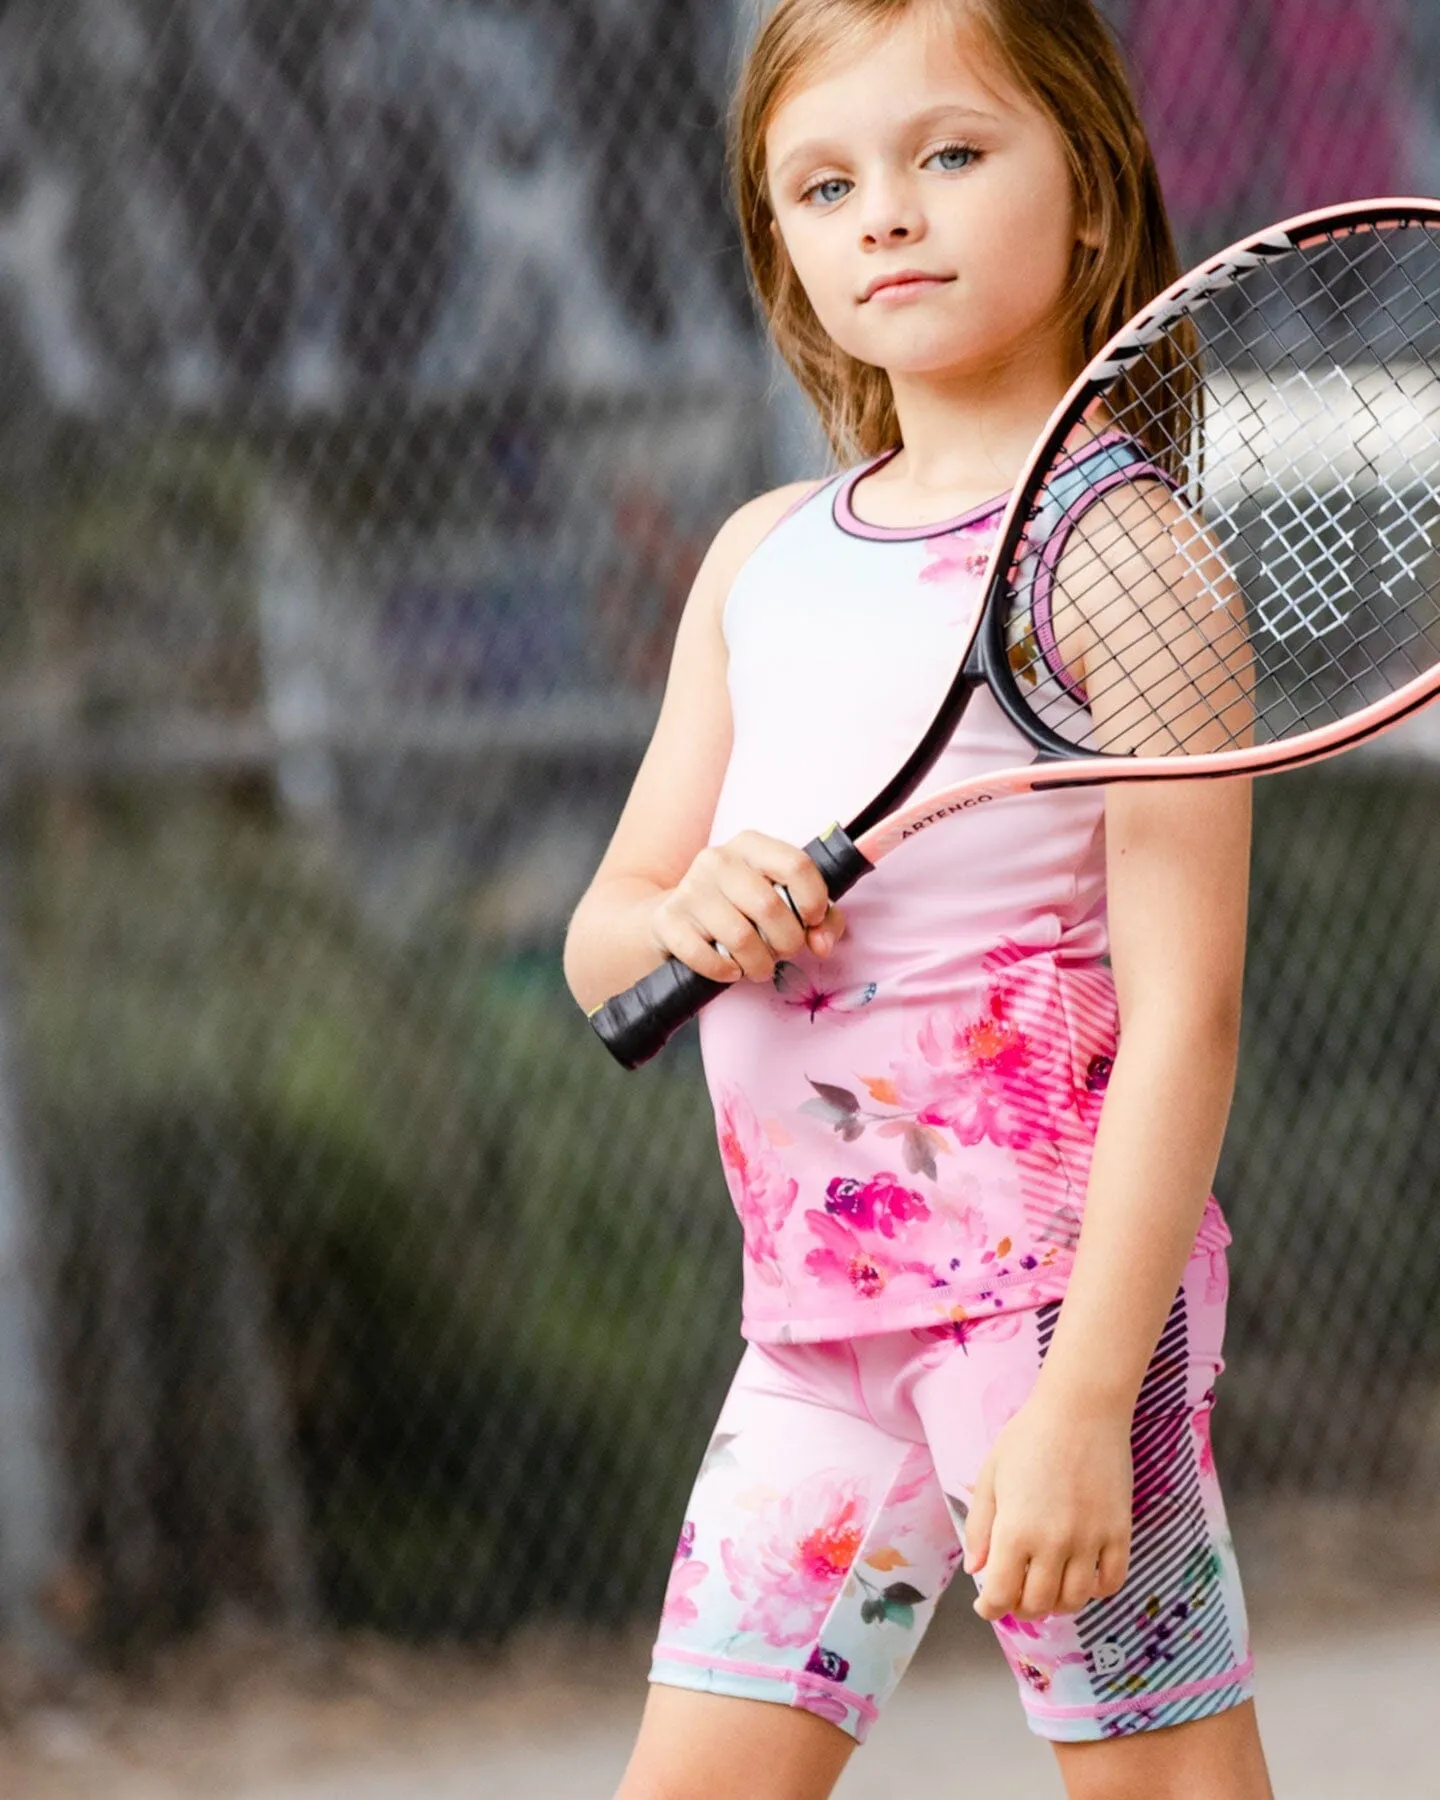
[1092,1640,1126,1675]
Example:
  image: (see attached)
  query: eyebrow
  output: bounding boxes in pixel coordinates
[769,103,1003,188]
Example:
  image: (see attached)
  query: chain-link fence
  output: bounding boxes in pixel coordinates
[0,0,1434,1665]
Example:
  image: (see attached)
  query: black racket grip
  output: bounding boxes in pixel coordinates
[589,956,728,1069]
[804,824,873,901]
[588,825,874,1069]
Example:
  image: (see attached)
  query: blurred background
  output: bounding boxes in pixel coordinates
[0,0,1435,1794]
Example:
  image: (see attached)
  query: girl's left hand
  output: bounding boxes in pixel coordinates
[963,1389,1134,1623]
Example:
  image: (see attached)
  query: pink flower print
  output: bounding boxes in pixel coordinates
[720,1474,870,1647]
[920,528,998,626]
[1201,1250,1227,1307]
[795,1690,851,1728]
[919,530,993,587]
[892,987,1062,1150]
[1015,1657,1052,1694]
[802,1210,940,1302]
[1005,1643,1088,1691]
[823,1171,930,1239]
[1192,1399,1216,1480]
[660,1555,709,1629]
[995,1612,1046,1641]
[716,1085,799,1286]
[1192,1196,1231,1305]
[1010,951,1118,1123]
[926,1194,991,1285]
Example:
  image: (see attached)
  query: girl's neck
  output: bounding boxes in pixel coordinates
[879,337,1077,508]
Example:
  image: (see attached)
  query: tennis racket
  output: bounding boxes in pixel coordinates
[592,196,1440,1069]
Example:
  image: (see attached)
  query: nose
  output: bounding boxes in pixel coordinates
[857,172,925,249]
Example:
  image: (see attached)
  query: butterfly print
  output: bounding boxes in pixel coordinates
[771,961,878,1022]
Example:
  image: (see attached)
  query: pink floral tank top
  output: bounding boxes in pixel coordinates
[700,442,1232,1345]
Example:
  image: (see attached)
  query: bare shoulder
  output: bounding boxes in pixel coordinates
[1063,474,1184,567]
[731,476,828,532]
[1057,476,1224,623]
[695,478,827,610]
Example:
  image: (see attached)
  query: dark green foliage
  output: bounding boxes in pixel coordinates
[25,792,739,1648]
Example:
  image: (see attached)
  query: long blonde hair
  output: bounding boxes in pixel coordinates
[729,0,1186,465]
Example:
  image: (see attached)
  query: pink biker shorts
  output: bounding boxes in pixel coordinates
[649,1253,1255,1744]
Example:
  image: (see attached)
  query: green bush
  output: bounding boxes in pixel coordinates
[26,790,739,1645]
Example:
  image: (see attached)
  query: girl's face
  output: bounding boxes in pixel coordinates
[765,4,1085,385]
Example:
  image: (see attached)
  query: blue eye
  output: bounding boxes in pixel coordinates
[798,142,977,206]
[803,176,852,207]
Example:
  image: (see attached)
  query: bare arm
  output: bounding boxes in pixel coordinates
[1033,781,1249,1408]
[1038,482,1253,1404]
[968,487,1253,1622]
[563,479,845,1015]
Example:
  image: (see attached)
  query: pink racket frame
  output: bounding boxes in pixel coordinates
[856,196,1440,866]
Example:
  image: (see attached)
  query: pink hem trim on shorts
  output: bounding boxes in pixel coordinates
[652,1643,881,1725]
[1022,1654,1255,1721]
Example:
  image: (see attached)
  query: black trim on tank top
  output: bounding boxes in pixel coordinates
[833,446,1007,542]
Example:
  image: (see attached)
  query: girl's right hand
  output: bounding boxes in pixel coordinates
[648,831,847,984]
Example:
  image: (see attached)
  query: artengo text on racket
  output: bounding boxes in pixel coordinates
[900,794,997,837]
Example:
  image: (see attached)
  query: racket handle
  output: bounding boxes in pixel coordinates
[587,825,874,1070]
[588,957,729,1069]
[802,823,873,902]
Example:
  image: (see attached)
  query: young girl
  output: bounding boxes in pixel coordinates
[564,2,1272,1796]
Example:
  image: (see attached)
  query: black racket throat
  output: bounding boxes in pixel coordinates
[977,591,1098,763]
[845,669,980,840]
[844,600,1087,848]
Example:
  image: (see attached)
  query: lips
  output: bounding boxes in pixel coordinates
[861,270,954,302]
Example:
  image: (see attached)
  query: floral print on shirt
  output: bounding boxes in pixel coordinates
[716,1084,798,1289]
[784,940,1105,1318]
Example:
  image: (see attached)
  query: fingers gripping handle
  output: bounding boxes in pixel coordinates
[587,826,874,1069]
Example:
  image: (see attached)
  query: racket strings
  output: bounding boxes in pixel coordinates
[1003,219,1440,759]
